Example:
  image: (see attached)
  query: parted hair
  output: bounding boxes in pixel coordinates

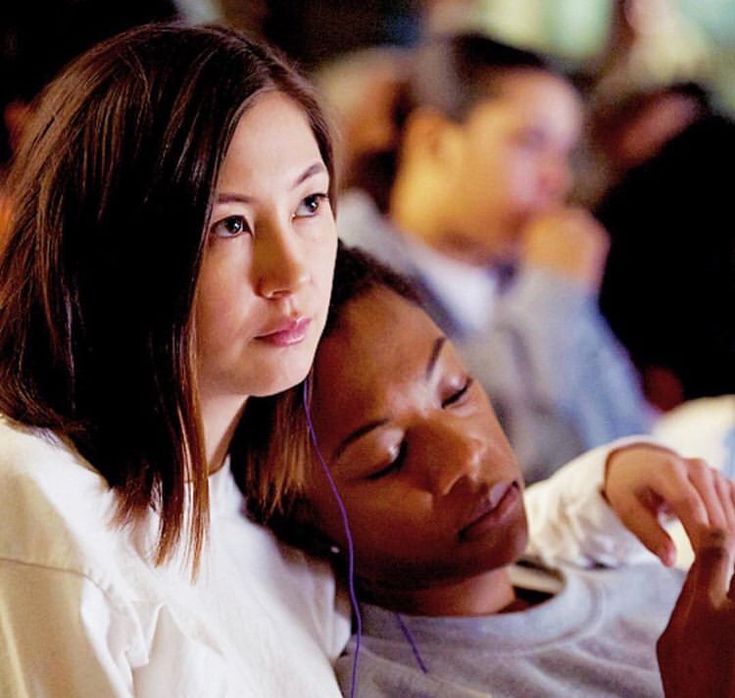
[0,23,335,568]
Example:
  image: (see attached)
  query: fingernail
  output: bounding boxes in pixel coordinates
[660,546,675,567]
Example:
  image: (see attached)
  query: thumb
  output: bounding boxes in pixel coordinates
[690,529,735,605]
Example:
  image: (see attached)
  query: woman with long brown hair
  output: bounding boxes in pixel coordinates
[0,23,343,695]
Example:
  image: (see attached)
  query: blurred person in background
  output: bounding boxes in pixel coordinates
[315,46,412,215]
[580,82,711,208]
[593,82,735,411]
[335,32,651,483]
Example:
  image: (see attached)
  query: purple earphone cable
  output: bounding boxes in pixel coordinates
[395,613,429,674]
[302,379,362,698]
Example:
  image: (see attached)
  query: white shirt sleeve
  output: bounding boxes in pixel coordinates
[0,560,135,698]
[524,437,659,568]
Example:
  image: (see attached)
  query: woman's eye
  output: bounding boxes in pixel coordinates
[211,215,249,238]
[367,440,408,480]
[294,193,328,218]
[442,377,473,408]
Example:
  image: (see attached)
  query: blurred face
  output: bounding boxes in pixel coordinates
[195,91,337,400]
[445,70,582,264]
[307,289,527,590]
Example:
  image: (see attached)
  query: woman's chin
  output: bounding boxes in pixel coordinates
[249,361,314,398]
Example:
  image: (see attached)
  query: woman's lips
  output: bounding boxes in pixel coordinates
[459,480,521,542]
[255,317,311,346]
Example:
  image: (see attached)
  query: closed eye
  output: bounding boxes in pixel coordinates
[367,440,408,480]
[442,377,473,408]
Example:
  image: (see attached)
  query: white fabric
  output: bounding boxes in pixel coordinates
[652,396,735,476]
[525,436,662,569]
[0,415,349,698]
[399,235,499,336]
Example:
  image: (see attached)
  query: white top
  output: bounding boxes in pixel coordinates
[653,395,735,477]
[401,234,499,336]
[0,415,349,697]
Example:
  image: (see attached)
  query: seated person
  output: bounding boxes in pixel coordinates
[249,246,735,697]
[337,32,651,483]
[595,90,735,410]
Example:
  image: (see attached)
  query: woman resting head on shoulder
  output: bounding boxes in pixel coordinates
[0,23,343,696]
[250,244,735,698]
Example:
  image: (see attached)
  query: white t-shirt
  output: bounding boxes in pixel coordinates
[0,415,349,697]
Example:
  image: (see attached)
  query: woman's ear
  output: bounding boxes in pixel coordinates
[401,106,464,171]
[270,497,342,559]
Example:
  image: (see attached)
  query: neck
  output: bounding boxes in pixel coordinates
[200,392,248,475]
[363,567,517,617]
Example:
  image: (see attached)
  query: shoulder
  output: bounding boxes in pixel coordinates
[0,415,124,578]
[337,191,415,274]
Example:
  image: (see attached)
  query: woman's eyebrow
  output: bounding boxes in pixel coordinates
[425,336,446,381]
[216,192,252,204]
[214,162,326,204]
[292,161,327,189]
[333,418,389,462]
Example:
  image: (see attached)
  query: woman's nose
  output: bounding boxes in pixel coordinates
[424,421,486,497]
[255,222,310,299]
[540,154,572,202]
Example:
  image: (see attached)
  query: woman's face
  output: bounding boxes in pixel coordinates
[444,70,581,264]
[195,91,337,401]
[307,289,527,590]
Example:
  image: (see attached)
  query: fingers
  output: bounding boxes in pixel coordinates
[715,475,735,533]
[692,529,735,604]
[616,497,676,565]
[605,445,735,568]
[657,458,735,553]
[649,462,709,552]
[666,529,735,636]
[686,459,727,530]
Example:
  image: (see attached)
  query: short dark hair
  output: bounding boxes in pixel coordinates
[242,242,421,533]
[0,23,335,568]
[407,32,553,122]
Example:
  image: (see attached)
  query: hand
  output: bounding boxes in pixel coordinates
[657,529,735,697]
[604,444,735,566]
[520,206,609,291]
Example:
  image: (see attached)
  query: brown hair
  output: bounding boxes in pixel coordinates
[0,23,335,568]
